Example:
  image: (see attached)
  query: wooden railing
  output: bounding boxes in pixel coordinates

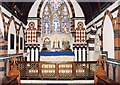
[17,61,97,79]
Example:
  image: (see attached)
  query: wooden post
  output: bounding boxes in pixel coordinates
[72,62,76,79]
[94,55,106,85]
[9,56,20,85]
[55,63,59,79]
[39,62,42,78]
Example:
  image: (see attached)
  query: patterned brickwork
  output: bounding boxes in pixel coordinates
[37,19,41,39]
[0,60,5,78]
[0,13,8,55]
[75,22,86,43]
[27,22,37,43]
[0,28,4,55]
[37,0,44,17]
[27,27,32,42]
[70,19,75,32]
[37,0,43,39]
[67,0,75,17]
[115,8,120,82]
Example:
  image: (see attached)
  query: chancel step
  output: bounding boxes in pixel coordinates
[21,80,94,85]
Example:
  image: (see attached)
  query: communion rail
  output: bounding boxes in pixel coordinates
[17,61,97,80]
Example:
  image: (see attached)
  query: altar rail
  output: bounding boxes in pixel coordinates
[17,61,97,79]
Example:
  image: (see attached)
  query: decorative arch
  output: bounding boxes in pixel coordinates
[37,0,44,17]
[7,16,17,34]
[67,0,75,17]
[19,23,25,39]
[7,16,17,54]
[19,23,24,53]
[101,10,115,59]
[0,10,5,55]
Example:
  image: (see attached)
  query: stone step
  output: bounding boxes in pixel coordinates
[21,80,94,85]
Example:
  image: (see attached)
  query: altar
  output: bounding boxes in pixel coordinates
[40,52,75,61]
[39,32,74,61]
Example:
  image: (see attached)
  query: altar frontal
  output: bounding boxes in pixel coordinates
[40,52,75,61]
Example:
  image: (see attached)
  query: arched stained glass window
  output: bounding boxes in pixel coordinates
[42,0,70,34]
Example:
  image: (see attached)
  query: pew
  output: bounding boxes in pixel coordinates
[94,56,119,85]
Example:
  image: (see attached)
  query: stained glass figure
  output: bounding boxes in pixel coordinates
[62,6,68,15]
[62,19,69,33]
[52,14,60,33]
[43,19,50,34]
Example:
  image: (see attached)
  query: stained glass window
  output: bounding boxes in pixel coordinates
[42,0,70,34]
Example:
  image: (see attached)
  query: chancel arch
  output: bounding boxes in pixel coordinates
[26,0,86,62]
[1,1,120,84]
